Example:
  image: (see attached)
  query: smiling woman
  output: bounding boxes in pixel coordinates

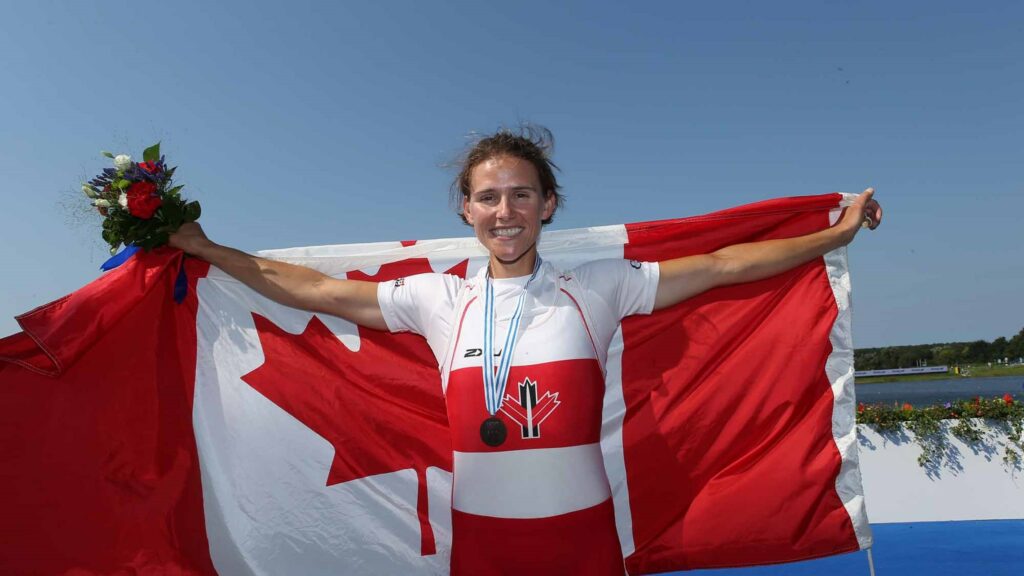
[166,123,881,575]
[461,155,555,276]
[450,125,565,226]
[451,127,563,278]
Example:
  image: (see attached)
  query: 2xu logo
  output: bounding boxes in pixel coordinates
[464,348,502,358]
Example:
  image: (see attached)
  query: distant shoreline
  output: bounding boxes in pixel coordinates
[856,363,1024,385]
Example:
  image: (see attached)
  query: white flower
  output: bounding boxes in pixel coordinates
[82,184,99,198]
[118,192,128,208]
[93,199,111,208]
[113,154,133,171]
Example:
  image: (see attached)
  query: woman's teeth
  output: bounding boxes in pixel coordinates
[493,227,523,237]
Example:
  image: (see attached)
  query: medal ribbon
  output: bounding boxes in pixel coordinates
[482,257,542,416]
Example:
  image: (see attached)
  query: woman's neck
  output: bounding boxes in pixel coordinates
[489,249,538,279]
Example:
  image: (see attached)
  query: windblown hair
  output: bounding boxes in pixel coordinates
[450,124,565,225]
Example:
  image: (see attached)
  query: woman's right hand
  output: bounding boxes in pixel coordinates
[169,222,214,256]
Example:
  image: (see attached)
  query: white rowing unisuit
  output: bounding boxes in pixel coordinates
[378,258,659,575]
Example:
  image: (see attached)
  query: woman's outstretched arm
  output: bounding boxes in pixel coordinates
[654,188,882,311]
[169,223,387,330]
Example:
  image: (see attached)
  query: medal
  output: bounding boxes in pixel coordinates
[479,416,508,447]
[479,258,542,447]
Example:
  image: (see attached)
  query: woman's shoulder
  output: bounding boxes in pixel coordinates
[563,258,647,281]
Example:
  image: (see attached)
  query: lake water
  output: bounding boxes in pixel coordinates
[855,375,1024,406]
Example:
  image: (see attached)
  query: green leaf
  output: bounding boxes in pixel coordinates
[184,201,202,222]
[126,220,146,238]
[166,185,184,197]
[143,142,161,163]
[115,179,131,190]
[161,201,183,226]
[102,151,115,159]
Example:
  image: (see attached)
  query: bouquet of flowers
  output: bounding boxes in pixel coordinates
[82,143,200,253]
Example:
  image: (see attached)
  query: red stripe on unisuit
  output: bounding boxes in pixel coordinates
[445,295,478,384]
[450,499,624,576]
[446,359,604,452]
[559,288,601,362]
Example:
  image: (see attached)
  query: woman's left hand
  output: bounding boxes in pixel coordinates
[835,188,883,245]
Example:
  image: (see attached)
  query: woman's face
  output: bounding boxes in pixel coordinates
[463,155,555,276]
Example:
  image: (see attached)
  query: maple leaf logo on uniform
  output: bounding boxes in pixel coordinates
[499,378,561,439]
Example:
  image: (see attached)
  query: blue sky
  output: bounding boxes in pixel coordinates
[1,0,1021,348]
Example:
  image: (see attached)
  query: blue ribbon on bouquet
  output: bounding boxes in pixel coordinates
[100,245,140,271]
[100,244,189,304]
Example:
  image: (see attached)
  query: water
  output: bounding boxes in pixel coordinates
[854,375,1024,406]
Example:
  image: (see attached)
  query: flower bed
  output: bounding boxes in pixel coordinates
[857,395,1024,469]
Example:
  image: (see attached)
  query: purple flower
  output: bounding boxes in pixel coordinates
[943,402,952,409]
[123,157,170,184]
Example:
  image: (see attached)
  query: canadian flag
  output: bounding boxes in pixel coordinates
[0,194,870,575]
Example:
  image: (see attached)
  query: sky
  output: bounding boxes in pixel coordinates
[1,0,1021,348]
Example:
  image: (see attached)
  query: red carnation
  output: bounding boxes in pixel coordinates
[126,181,162,219]
[858,402,865,414]
[902,402,913,412]
[138,161,160,174]
[1004,393,1014,405]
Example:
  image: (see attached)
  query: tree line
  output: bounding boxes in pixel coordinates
[855,327,1024,370]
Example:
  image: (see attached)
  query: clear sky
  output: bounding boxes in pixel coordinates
[1,0,1021,348]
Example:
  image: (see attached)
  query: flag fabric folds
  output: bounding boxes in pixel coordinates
[0,193,870,575]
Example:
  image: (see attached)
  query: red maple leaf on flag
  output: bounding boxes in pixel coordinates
[241,255,466,556]
[344,247,468,283]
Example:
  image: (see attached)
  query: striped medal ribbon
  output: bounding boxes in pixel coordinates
[479,257,542,447]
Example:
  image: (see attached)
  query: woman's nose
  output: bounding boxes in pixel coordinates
[496,194,513,218]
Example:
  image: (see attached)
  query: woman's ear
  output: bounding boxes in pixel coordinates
[542,191,556,221]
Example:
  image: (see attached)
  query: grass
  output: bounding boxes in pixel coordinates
[856,363,1024,384]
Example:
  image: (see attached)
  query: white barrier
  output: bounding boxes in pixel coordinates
[857,420,1024,523]
[854,365,949,378]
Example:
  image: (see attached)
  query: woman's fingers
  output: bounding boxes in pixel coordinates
[859,188,878,229]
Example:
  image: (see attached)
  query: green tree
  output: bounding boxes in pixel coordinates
[991,337,1009,360]
[1007,328,1024,360]
[966,340,991,363]
[855,327,1024,368]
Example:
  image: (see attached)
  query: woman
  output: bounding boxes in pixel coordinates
[169,126,881,574]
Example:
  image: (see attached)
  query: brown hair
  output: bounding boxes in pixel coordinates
[450,124,564,225]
